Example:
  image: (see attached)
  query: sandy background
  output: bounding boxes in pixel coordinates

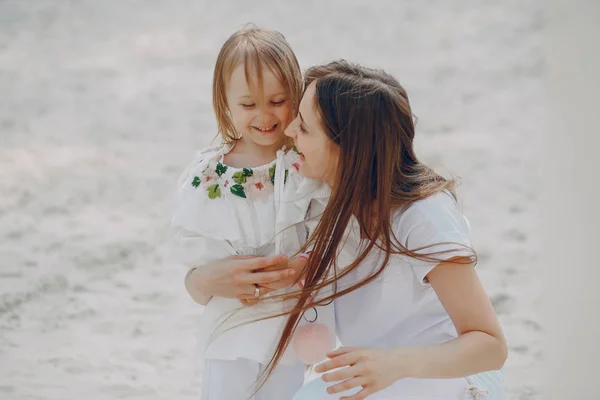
[0,1,543,398]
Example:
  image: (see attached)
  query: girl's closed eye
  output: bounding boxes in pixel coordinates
[241,103,255,109]
[271,99,286,106]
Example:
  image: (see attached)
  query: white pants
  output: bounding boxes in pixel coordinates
[201,358,305,400]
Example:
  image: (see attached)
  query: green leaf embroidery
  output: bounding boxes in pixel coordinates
[242,168,254,177]
[232,171,247,184]
[191,176,201,188]
[269,165,276,185]
[268,165,288,185]
[215,163,228,177]
[230,184,246,198]
[207,184,221,199]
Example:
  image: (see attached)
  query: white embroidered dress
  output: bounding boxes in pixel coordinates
[170,143,331,365]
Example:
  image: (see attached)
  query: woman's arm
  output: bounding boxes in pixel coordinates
[171,228,296,306]
[184,267,213,305]
[315,257,507,398]
[183,255,297,306]
[408,257,507,377]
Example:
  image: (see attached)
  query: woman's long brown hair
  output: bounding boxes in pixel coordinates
[252,60,476,394]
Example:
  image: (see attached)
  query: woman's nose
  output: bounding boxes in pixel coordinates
[284,123,295,139]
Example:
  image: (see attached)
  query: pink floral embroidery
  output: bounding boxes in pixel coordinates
[246,173,271,203]
[200,172,218,188]
[192,152,292,201]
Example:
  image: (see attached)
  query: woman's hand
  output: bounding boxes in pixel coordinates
[313,347,415,399]
[187,254,295,303]
[239,255,308,306]
[258,255,307,291]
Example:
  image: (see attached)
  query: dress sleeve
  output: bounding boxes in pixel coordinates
[168,226,236,268]
[169,149,236,268]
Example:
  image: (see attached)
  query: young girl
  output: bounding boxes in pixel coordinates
[170,26,334,399]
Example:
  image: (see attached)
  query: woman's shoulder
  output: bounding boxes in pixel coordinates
[392,190,470,242]
[407,190,460,213]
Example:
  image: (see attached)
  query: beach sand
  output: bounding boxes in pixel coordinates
[0,1,543,398]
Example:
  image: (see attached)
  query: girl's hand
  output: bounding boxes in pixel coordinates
[313,347,416,399]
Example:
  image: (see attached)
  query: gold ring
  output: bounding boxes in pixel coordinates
[254,284,260,298]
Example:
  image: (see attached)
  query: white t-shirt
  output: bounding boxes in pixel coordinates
[331,191,504,399]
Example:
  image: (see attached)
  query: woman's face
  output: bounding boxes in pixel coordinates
[284,81,340,187]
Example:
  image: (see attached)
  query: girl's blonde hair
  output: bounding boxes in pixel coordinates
[212,24,302,144]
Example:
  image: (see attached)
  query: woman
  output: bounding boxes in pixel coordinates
[186,60,507,399]
[276,60,507,399]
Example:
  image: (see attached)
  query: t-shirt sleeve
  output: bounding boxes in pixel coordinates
[395,192,475,286]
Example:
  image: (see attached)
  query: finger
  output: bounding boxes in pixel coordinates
[322,365,362,383]
[239,285,275,299]
[326,376,367,395]
[244,268,296,285]
[341,386,375,400]
[229,255,257,260]
[241,281,285,297]
[327,347,360,358]
[314,352,358,373]
[256,260,290,272]
[243,255,288,271]
[240,297,259,306]
[239,298,251,306]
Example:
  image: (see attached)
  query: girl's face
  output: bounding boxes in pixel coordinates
[285,81,340,187]
[226,63,292,151]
